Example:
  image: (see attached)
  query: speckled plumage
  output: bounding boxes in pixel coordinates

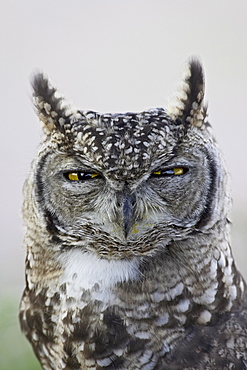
[20,59,247,370]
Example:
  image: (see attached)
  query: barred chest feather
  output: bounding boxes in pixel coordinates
[20,246,247,370]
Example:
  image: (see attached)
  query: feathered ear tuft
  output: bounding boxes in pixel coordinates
[167,58,208,128]
[31,72,81,135]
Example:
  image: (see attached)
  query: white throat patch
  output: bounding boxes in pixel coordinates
[59,249,140,295]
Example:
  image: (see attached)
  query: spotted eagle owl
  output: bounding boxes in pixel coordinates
[20,60,247,370]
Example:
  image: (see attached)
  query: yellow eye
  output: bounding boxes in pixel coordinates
[66,172,100,181]
[173,167,184,175]
[152,167,187,177]
[68,172,80,181]
[153,171,162,175]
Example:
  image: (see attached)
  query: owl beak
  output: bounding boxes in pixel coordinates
[116,188,136,239]
[123,194,135,238]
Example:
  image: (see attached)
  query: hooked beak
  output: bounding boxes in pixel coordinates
[123,193,135,237]
[116,188,136,238]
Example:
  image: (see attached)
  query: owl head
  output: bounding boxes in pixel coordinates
[28,59,229,259]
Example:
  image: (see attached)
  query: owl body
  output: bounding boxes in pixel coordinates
[20,61,247,369]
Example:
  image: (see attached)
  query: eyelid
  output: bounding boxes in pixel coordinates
[64,171,101,181]
[151,167,188,177]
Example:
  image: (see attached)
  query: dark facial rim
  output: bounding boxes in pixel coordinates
[194,148,218,228]
[35,153,64,234]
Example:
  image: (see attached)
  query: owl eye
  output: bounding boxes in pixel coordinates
[152,167,188,176]
[64,172,101,181]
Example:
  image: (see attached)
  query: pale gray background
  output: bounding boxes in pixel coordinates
[1,0,247,305]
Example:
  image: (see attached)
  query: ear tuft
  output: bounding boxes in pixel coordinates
[31,72,81,135]
[167,58,208,128]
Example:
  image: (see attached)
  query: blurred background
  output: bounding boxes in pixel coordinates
[0,1,247,369]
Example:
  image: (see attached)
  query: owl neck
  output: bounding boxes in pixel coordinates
[133,227,246,325]
[25,215,245,327]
